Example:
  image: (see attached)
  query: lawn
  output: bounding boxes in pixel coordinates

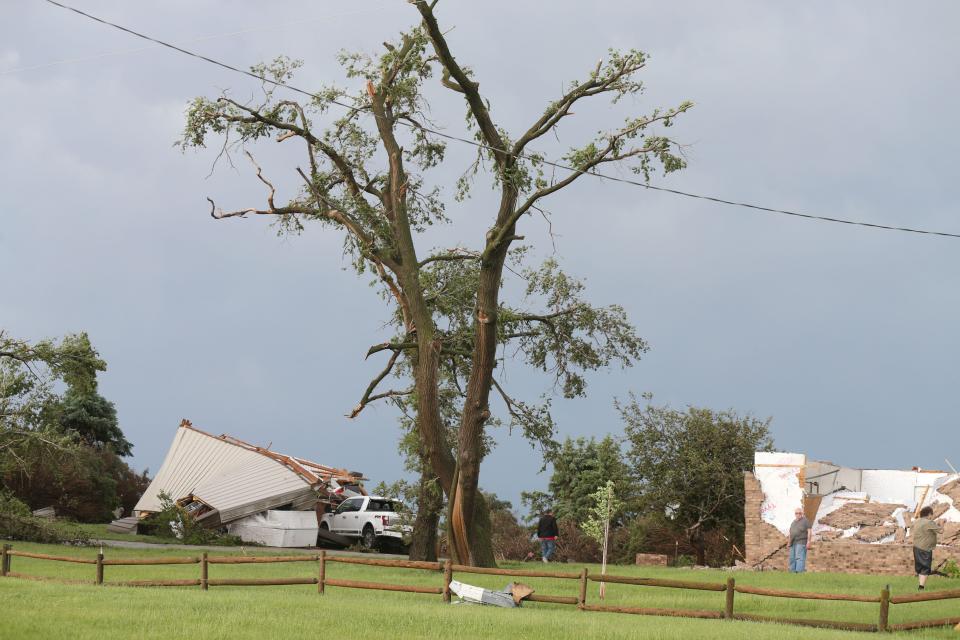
[1,541,958,639]
[71,523,178,545]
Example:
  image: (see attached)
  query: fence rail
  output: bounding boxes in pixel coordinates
[2,542,959,633]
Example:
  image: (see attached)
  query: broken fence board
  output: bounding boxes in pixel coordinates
[451,564,580,580]
[326,556,441,571]
[735,584,881,603]
[588,574,726,592]
[582,604,724,619]
[325,578,443,595]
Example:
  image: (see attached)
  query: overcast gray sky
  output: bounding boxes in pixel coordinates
[3,1,959,512]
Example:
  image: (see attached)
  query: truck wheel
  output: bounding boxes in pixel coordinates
[320,522,329,531]
[361,525,377,550]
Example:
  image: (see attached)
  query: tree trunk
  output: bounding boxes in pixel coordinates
[691,528,706,566]
[408,468,442,562]
[449,191,517,568]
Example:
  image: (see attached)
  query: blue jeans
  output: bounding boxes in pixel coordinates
[540,538,556,561]
[789,542,807,572]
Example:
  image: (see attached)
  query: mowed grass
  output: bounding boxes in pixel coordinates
[71,523,179,545]
[1,541,958,639]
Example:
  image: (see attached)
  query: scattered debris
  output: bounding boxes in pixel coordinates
[449,580,535,607]
[928,501,951,520]
[819,503,903,530]
[226,511,319,547]
[939,479,960,504]
[106,517,139,534]
[853,525,897,543]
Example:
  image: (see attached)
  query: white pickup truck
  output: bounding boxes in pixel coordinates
[319,495,410,550]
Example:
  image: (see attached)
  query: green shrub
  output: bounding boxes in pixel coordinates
[941,558,960,579]
[139,492,243,546]
[0,488,90,544]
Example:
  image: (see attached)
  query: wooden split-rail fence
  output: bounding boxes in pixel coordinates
[2,543,959,633]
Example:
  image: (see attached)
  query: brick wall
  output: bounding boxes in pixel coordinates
[744,472,960,576]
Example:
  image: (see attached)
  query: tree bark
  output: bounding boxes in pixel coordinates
[408,467,442,562]
[451,191,518,567]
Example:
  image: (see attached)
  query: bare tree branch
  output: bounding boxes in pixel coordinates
[348,349,405,418]
[417,248,481,268]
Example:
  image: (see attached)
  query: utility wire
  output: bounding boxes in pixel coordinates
[3,5,397,76]
[43,0,960,240]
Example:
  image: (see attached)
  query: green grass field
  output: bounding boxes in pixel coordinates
[71,523,176,544]
[1,541,958,639]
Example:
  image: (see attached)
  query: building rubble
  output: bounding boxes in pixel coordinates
[123,420,364,546]
[755,452,960,548]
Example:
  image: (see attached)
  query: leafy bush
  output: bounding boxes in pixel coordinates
[941,558,960,579]
[0,488,31,518]
[138,492,243,546]
[0,488,90,544]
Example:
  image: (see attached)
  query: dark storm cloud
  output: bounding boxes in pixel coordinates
[2,1,959,510]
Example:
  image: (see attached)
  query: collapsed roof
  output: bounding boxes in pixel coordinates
[134,420,359,526]
[754,452,960,547]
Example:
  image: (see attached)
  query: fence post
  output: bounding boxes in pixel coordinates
[442,559,452,603]
[578,567,588,609]
[1,544,9,577]
[725,577,735,619]
[318,550,326,595]
[96,552,104,585]
[201,552,208,591]
[878,585,890,632]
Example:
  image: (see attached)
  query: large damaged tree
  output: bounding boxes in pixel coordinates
[182,1,691,566]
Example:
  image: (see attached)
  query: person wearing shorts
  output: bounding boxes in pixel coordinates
[912,506,943,590]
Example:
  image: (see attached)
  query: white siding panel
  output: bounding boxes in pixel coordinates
[134,426,312,519]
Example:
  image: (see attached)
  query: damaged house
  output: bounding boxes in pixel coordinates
[122,420,363,546]
[745,452,960,575]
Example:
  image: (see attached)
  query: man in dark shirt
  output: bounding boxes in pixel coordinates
[537,508,559,563]
[788,507,812,573]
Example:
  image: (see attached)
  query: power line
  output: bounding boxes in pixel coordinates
[2,5,398,76]
[42,0,960,240]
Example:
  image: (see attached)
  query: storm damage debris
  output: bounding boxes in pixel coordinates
[853,525,898,543]
[748,451,960,547]
[126,420,362,546]
[939,479,960,504]
[818,503,904,530]
[448,580,536,607]
[752,451,960,550]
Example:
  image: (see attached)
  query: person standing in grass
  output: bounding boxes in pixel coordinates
[537,508,559,563]
[912,505,943,591]
[788,507,812,573]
